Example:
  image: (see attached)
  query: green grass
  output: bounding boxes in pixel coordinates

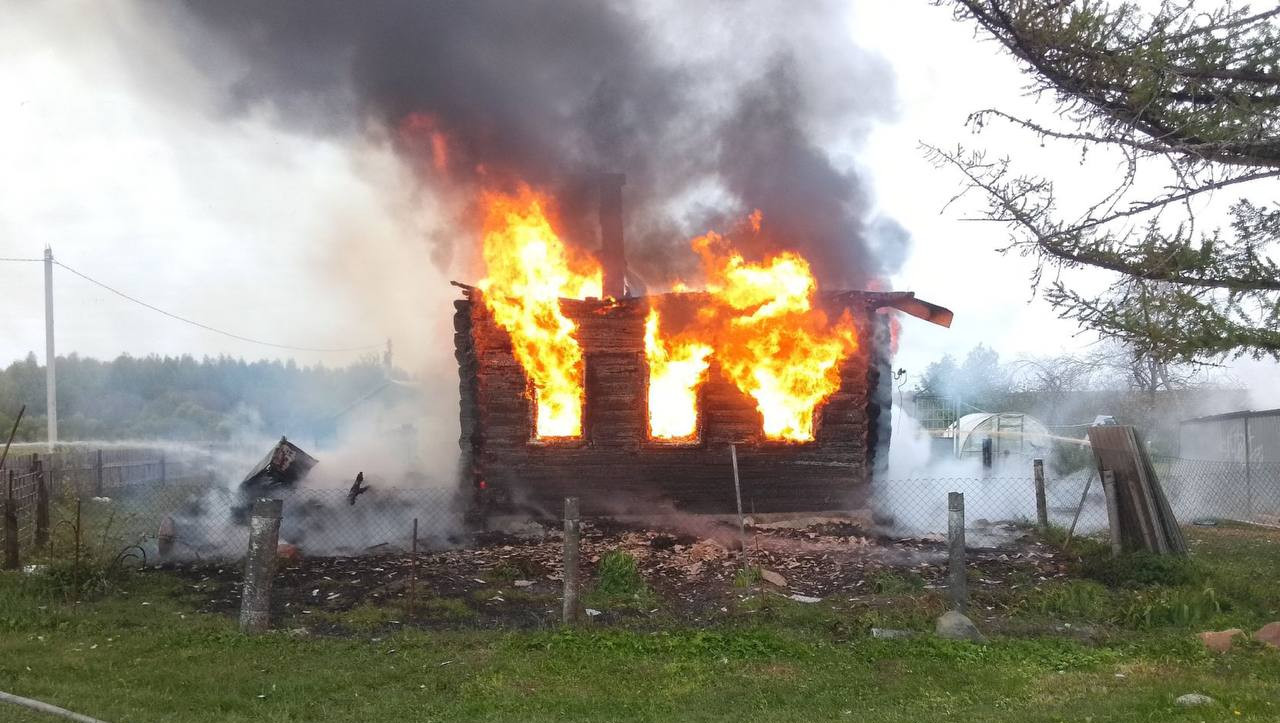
[2,524,1280,721]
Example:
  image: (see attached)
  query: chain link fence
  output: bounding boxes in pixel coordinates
[5,446,1279,571]
[877,455,1280,539]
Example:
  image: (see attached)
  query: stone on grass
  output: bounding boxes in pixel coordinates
[760,569,787,588]
[1253,622,1280,649]
[870,628,915,640]
[935,610,987,643]
[1174,693,1214,707]
[788,594,821,604]
[1197,628,1244,653]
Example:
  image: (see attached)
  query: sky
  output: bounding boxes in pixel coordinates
[0,1,1273,397]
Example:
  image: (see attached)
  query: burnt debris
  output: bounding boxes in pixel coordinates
[347,472,371,506]
[241,437,319,494]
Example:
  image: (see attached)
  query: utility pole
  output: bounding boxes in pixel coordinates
[43,247,57,451]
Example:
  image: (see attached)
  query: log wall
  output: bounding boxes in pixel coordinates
[455,291,890,516]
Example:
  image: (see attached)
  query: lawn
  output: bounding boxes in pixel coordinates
[2,524,1280,722]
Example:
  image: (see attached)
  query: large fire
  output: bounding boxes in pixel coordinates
[477,186,602,438]
[689,226,858,441]
[477,188,857,443]
[644,215,859,442]
[643,310,712,440]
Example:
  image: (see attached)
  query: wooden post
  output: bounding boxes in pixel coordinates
[729,444,745,546]
[562,497,580,625]
[1063,471,1095,552]
[94,449,104,497]
[239,498,283,634]
[1033,458,1048,530]
[1100,470,1123,557]
[72,497,81,599]
[159,451,167,485]
[4,472,18,570]
[0,403,25,472]
[409,517,418,617]
[34,459,49,547]
[948,492,967,613]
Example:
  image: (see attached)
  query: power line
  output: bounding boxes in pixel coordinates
[50,259,383,353]
[0,257,42,263]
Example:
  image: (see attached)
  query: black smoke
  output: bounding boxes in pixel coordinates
[156,0,907,288]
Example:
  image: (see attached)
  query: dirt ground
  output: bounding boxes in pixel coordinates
[166,515,1070,630]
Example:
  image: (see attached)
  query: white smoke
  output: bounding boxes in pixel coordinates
[875,405,1102,535]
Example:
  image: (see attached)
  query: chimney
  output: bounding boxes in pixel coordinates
[598,173,626,298]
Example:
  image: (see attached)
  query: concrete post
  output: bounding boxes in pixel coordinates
[1033,458,1048,530]
[562,497,580,624]
[1101,470,1123,557]
[239,498,283,634]
[948,491,967,613]
[43,246,57,451]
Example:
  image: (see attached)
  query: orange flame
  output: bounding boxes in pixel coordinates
[644,309,712,440]
[689,222,859,442]
[478,186,601,438]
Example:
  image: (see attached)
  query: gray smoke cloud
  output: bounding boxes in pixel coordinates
[151,0,907,288]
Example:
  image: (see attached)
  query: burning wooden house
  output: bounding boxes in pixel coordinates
[453,180,951,517]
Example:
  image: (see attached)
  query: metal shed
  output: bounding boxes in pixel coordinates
[1179,408,1280,525]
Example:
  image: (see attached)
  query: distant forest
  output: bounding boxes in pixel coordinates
[0,352,398,443]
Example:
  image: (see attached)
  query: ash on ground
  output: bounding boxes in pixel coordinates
[166,516,1068,631]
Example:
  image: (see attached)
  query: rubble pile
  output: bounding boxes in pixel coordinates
[170,517,1070,629]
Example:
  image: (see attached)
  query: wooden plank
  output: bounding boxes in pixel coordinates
[1124,427,1169,555]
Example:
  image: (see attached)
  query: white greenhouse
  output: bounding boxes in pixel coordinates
[946,412,1052,460]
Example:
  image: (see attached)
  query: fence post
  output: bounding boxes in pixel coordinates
[95,449,104,497]
[72,498,81,600]
[4,472,18,570]
[730,444,745,546]
[948,491,967,613]
[34,458,48,548]
[1100,469,1123,558]
[239,498,283,635]
[1243,416,1253,520]
[1033,458,1048,530]
[562,497,580,625]
[409,517,418,617]
[159,451,167,485]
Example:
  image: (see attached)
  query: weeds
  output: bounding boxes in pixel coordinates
[1021,580,1112,620]
[1116,587,1224,629]
[1079,550,1204,588]
[585,550,655,612]
[869,570,925,595]
[734,566,762,588]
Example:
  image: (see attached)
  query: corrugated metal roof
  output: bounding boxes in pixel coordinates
[1180,408,1280,424]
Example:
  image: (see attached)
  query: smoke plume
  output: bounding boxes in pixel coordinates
[152,0,907,288]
